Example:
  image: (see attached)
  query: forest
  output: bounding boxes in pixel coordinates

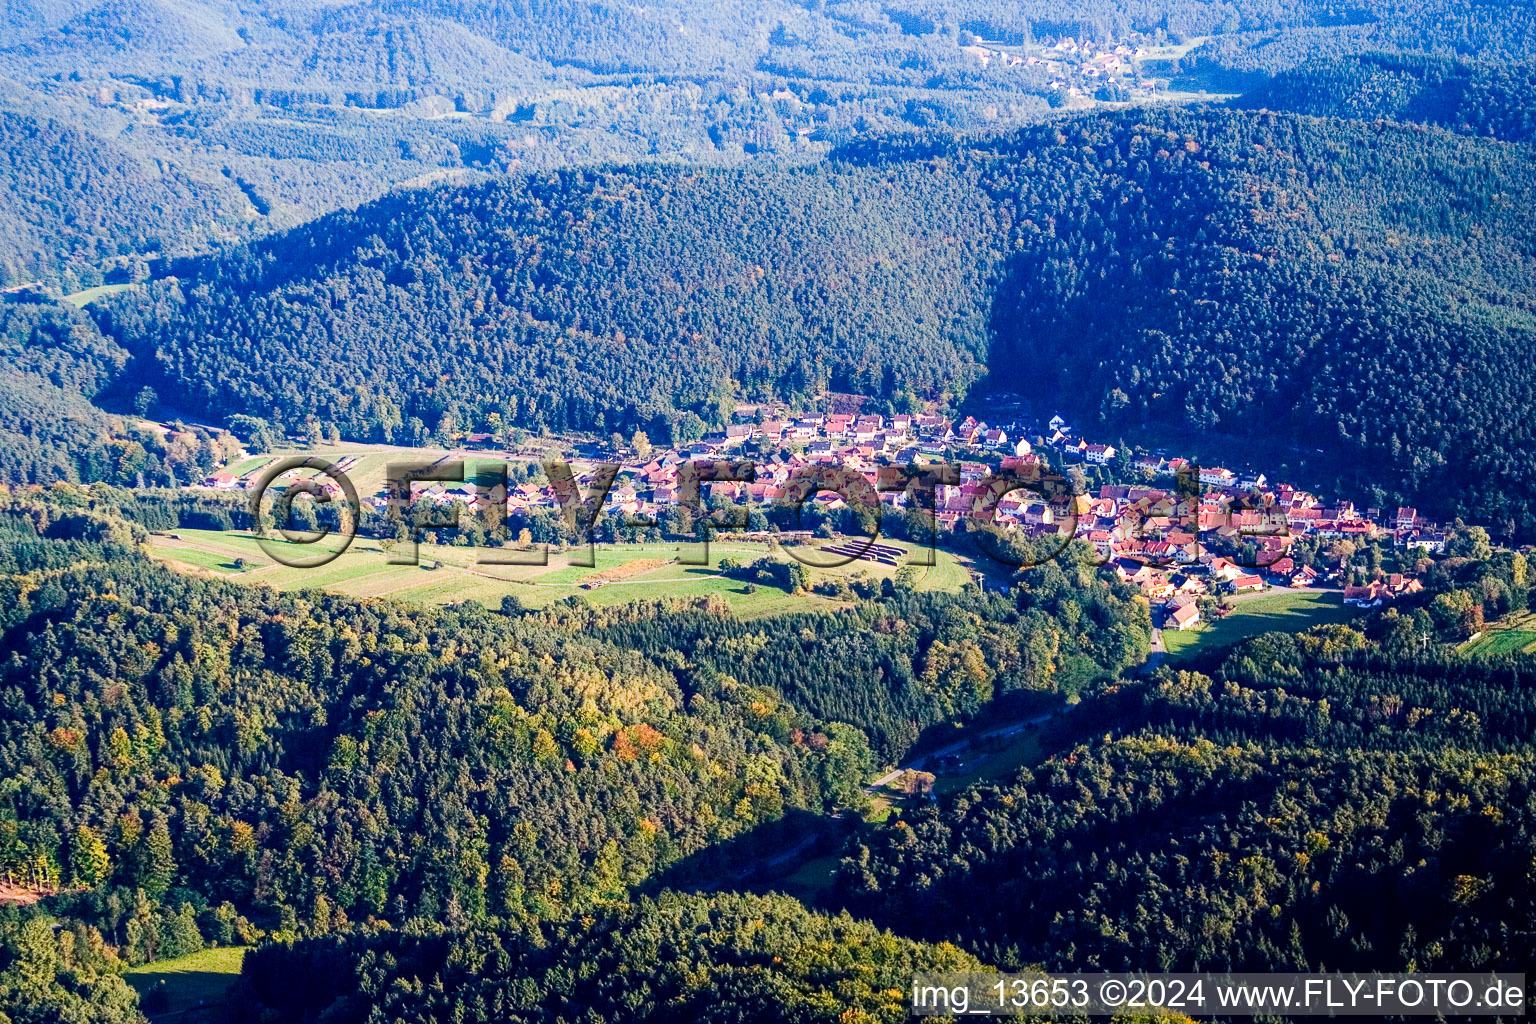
[95,152,1006,444]
[229,890,990,1024]
[0,486,1152,1021]
[6,0,1536,290]
[836,627,1536,974]
[981,106,1536,537]
[0,299,244,489]
[1238,53,1536,142]
[1,483,1528,1022]
[70,103,1536,532]
[1177,1,1536,80]
[0,111,251,288]
[3,3,1536,1020]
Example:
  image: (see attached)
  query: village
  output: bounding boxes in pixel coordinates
[199,400,1453,635]
[961,33,1165,99]
[950,26,1221,106]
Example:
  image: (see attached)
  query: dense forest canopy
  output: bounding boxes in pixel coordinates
[230,890,990,1024]
[86,104,1536,530]
[0,301,126,484]
[0,300,244,489]
[983,107,1536,535]
[2,485,1527,1022]
[0,110,252,287]
[837,628,1536,974]
[0,485,1156,1020]
[3,3,1536,1020]
[100,155,1006,444]
[1236,53,1536,142]
[1178,0,1536,79]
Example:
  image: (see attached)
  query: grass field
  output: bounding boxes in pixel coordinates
[233,442,492,495]
[1466,632,1536,656]
[148,529,975,616]
[1137,35,1210,61]
[1461,610,1536,657]
[62,282,137,306]
[225,455,274,477]
[933,726,1046,795]
[239,433,589,494]
[125,946,247,1021]
[1163,589,1356,663]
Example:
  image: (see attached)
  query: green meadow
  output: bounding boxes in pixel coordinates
[125,946,248,1021]
[1163,589,1357,663]
[148,529,974,616]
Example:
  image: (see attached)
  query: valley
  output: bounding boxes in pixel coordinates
[1,4,1535,1023]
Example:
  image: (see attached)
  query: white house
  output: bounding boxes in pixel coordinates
[1199,467,1237,488]
[1084,443,1117,464]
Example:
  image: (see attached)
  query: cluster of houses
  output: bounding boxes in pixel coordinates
[201,407,1449,623]
[1020,419,1443,631]
[960,33,1161,96]
[1048,37,1147,60]
[587,411,1034,520]
[1114,549,1423,633]
[1044,38,1158,94]
[1341,574,1426,609]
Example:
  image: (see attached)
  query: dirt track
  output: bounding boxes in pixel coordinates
[0,881,50,905]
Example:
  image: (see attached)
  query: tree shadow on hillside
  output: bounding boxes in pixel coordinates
[639,808,855,904]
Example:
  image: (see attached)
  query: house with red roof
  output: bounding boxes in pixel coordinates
[1169,603,1201,630]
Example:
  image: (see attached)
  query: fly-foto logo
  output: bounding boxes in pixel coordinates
[246,457,1282,572]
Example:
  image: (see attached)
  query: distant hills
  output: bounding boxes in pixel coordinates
[3,11,1536,1022]
[6,0,1536,289]
[0,110,252,288]
[4,2,1536,530]
[985,106,1536,535]
[1236,52,1536,143]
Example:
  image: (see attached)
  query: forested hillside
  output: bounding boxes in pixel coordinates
[838,629,1536,973]
[230,891,987,1024]
[95,104,1536,529]
[1237,53,1536,142]
[580,555,1148,758]
[9,0,1536,287]
[0,300,244,488]
[0,111,250,287]
[0,510,858,938]
[983,106,1536,536]
[0,495,1528,1020]
[0,0,1049,285]
[1175,0,1536,79]
[0,487,1148,1019]
[0,300,125,484]
[100,156,1008,443]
